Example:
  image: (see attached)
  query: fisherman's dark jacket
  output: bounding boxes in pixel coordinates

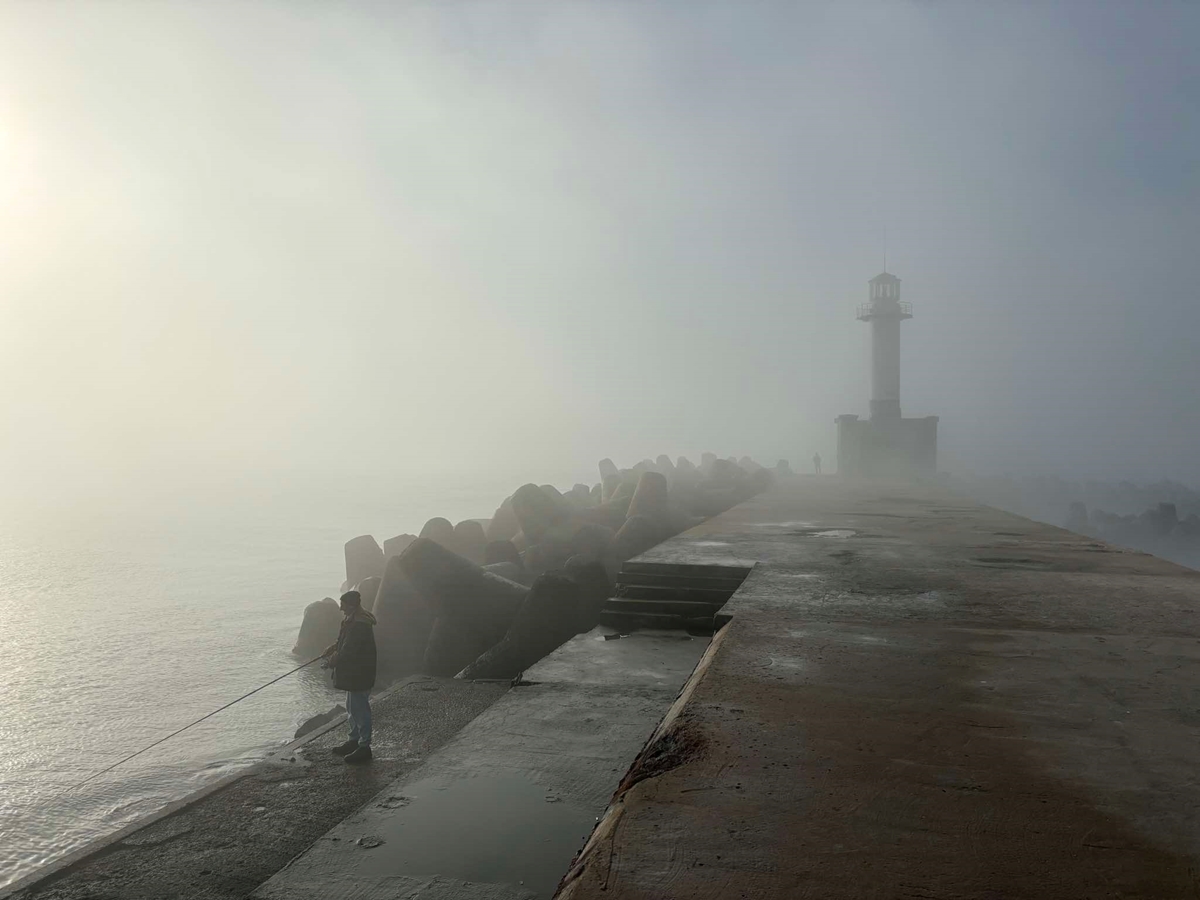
[333,610,377,692]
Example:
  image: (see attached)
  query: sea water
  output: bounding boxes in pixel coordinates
[0,479,530,889]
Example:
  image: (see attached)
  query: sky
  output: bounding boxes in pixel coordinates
[1,0,1198,509]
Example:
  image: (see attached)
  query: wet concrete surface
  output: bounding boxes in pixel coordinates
[31,477,1185,899]
[559,478,1200,899]
[253,628,709,900]
[7,677,507,900]
[327,770,593,896]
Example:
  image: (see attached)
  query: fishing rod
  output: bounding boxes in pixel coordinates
[59,654,326,798]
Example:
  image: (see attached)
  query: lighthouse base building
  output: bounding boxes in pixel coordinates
[836,271,939,478]
[836,413,938,478]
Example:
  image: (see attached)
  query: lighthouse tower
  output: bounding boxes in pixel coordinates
[835,270,937,477]
[857,272,912,421]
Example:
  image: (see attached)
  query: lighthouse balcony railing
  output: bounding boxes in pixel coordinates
[857,300,912,320]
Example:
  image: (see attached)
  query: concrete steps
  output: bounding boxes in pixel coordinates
[599,561,751,631]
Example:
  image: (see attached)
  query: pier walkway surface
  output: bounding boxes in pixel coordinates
[560,478,1200,899]
[252,628,710,900]
[252,477,1200,899]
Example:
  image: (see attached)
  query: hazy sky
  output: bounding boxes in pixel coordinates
[1,1,1197,508]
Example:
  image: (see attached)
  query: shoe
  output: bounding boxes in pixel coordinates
[344,745,373,764]
[331,740,359,756]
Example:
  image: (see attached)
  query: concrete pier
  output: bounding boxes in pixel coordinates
[252,630,709,900]
[561,478,1200,899]
[17,477,1200,899]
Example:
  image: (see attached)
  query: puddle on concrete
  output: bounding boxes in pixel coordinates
[972,556,1055,570]
[346,770,595,899]
[787,528,858,539]
[788,629,887,645]
[689,540,731,547]
[764,655,808,672]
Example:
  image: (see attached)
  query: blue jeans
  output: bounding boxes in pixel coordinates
[346,691,372,746]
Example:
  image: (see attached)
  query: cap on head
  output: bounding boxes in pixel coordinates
[339,590,362,609]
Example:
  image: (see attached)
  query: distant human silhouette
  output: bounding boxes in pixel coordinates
[813,452,822,475]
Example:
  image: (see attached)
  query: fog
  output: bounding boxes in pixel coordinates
[2,1,1198,511]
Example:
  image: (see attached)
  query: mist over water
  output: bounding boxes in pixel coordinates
[0,478,535,888]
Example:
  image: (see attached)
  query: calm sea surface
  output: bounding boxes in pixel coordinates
[0,479,531,889]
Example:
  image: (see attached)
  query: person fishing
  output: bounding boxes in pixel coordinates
[322,590,377,764]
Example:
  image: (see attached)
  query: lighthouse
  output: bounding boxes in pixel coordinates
[836,270,938,477]
[858,272,911,421]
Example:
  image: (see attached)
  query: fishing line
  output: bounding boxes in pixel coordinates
[59,654,326,797]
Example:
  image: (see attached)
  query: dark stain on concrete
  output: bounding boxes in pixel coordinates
[617,716,707,794]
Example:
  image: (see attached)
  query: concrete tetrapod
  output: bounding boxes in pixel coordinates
[382,533,417,558]
[457,560,611,680]
[396,538,528,677]
[523,540,573,577]
[540,484,566,499]
[595,482,633,525]
[355,575,382,613]
[293,597,342,657]
[484,539,522,567]
[482,561,525,583]
[509,530,530,553]
[598,457,619,482]
[418,517,457,551]
[540,485,572,521]
[511,482,570,545]
[601,473,624,503]
[655,454,677,479]
[612,514,666,562]
[738,455,764,473]
[344,535,384,587]
[579,498,632,531]
[452,519,487,565]
[611,480,636,504]
[748,466,775,495]
[522,517,601,575]
[484,496,520,543]
[708,457,739,486]
[565,522,615,560]
[543,519,615,557]
[627,471,670,523]
[371,556,433,682]
[690,486,744,519]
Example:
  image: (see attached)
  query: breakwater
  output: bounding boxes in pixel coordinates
[294,453,789,683]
